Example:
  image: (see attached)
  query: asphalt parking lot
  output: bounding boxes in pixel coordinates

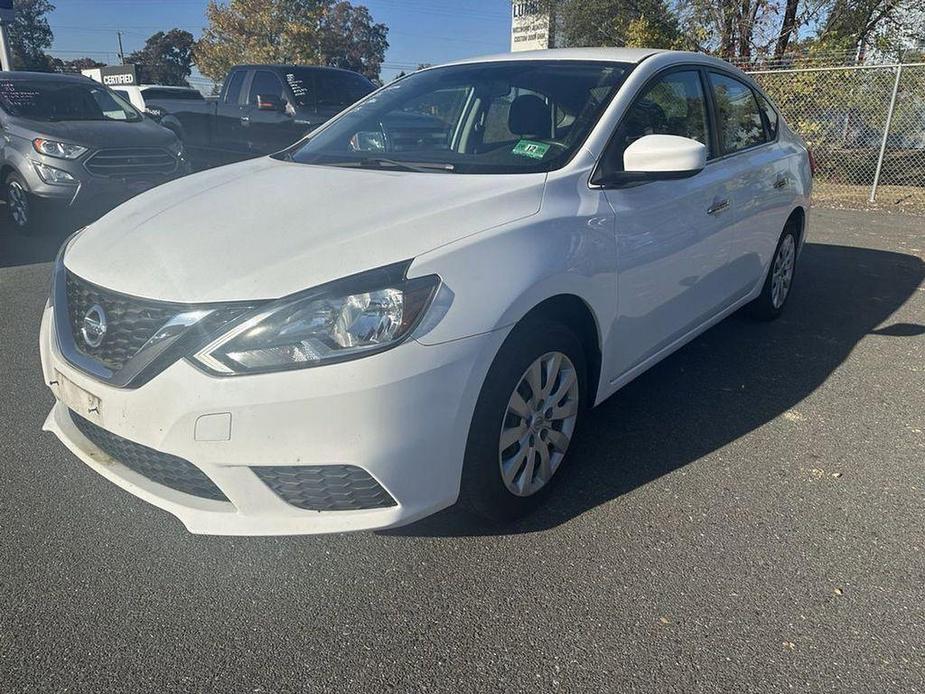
[1,206,923,693]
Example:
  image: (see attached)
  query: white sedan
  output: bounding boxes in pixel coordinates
[40,48,811,534]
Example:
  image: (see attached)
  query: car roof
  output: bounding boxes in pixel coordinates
[443,47,668,66]
[0,70,93,83]
[438,48,741,72]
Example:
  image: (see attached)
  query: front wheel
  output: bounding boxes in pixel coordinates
[459,320,587,523]
[747,225,799,320]
[5,172,35,234]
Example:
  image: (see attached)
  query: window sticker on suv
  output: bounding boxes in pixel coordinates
[512,140,550,159]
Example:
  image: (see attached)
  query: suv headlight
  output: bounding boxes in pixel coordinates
[33,138,87,159]
[192,263,440,375]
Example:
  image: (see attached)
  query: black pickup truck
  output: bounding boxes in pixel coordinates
[157,64,375,168]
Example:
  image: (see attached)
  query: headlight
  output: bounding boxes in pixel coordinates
[33,138,87,159]
[33,161,77,185]
[192,263,440,375]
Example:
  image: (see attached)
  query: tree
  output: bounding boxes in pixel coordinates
[317,2,388,79]
[125,29,195,86]
[55,57,105,73]
[551,0,681,49]
[8,0,55,71]
[195,0,388,82]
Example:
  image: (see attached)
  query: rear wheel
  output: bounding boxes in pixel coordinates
[747,224,799,320]
[459,320,586,522]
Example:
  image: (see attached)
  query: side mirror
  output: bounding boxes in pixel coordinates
[257,94,285,111]
[622,134,706,180]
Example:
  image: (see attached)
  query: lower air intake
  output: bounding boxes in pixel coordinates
[251,465,396,511]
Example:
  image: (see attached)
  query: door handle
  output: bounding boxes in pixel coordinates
[707,198,729,215]
[773,175,787,189]
[240,115,250,126]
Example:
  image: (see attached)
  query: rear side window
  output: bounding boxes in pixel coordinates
[315,71,373,109]
[756,92,779,139]
[248,70,285,105]
[708,73,766,154]
[223,70,246,105]
[599,69,710,173]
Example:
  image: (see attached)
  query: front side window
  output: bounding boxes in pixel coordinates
[598,69,710,174]
[709,73,767,154]
[283,61,630,174]
[0,79,141,122]
[223,70,246,105]
[248,71,285,105]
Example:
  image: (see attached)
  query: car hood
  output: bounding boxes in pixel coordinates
[10,116,177,149]
[65,157,546,302]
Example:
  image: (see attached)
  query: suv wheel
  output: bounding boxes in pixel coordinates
[459,320,586,522]
[5,172,35,233]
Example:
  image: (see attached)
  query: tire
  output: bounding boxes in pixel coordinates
[5,171,38,234]
[747,224,799,320]
[459,319,587,523]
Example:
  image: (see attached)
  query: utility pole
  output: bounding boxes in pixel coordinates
[117,31,125,64]
[0,22,12,71]
[0,0,15,71]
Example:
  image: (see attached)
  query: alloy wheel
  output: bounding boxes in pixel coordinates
[770,233,795,309]
[498,351,580,497]
[8,181,29,228]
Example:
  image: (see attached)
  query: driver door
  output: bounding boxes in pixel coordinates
[600,68,739,379]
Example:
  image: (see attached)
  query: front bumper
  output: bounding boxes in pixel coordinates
[40,305,505,534]
[26,158,190,213]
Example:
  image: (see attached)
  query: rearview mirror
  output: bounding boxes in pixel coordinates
[622,134,706,180]
[257,94,285,111]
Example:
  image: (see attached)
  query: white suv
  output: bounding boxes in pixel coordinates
[40,49,811,535]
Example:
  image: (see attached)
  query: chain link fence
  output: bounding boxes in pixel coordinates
[745,61,925,212]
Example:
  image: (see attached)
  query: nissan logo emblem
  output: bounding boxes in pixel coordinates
[81,304,107,348]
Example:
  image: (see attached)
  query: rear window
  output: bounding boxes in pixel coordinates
[708,72,767,154]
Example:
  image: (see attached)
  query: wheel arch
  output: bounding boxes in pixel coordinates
[515,294,604,408]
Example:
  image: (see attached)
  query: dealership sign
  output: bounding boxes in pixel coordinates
[81,64,139,87]
[511,1,552,51]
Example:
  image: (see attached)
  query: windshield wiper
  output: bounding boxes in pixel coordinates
[357,157,455,173]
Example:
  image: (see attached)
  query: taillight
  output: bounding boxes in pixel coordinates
[807,148,816,177]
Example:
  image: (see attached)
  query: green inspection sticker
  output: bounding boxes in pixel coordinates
[512,140,550,160]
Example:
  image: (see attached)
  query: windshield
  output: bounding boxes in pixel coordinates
[283,61,630,174]
[0,79,142,122]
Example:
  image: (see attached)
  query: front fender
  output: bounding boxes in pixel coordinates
[409,175,617,349]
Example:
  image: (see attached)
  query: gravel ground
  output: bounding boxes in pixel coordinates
[1,207,923,693]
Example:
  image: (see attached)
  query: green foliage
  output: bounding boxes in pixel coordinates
[8,0,55,71]
[555,0,680,49]
[195,0,388,82]
[126,29,195,86]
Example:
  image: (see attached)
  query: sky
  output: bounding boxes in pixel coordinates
[46,0,515,85]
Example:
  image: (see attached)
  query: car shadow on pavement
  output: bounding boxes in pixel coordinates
[0,208,80,269]
[388,241,925,538]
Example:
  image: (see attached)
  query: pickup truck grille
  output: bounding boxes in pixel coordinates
[84,147,178,178]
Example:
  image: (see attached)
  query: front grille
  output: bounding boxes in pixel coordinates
[252,465,396,511]
[66,272,183,372]
[70,411,228,502]
[85,147,177,178]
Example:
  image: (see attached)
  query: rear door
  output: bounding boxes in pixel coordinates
[705,71,785,296]
[599,68,740,377]
[243,70,304,155]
